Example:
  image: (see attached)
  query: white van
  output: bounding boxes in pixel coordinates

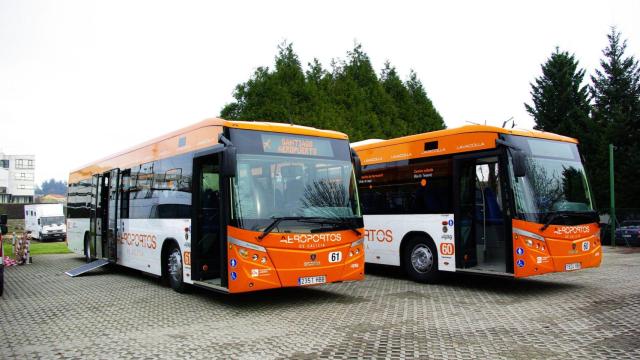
[25,204,66,241]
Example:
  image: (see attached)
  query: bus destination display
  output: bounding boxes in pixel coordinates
[261,134,334,157]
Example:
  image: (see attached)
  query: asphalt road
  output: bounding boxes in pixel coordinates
[1,247,639,359]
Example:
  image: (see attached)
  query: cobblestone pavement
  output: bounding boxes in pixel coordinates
[1,247,639,359]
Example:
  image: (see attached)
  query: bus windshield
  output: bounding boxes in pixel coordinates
[229,129,361,232]
[506,136,595,225]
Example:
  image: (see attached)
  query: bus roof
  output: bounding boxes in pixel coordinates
[69,118,348,183]
[352,124,578,152]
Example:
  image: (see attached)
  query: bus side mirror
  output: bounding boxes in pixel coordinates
[512,151,527,177]
[351,148,362,178]
[222,146,237,177]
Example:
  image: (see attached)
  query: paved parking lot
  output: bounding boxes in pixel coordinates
[1,247,639,359]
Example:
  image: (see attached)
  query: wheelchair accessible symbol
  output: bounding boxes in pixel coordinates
[516,259,525,268]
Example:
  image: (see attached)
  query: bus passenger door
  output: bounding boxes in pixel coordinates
[96,174,110,259]
[106,169,120,262]
[454,153,509,273]
[192,154,222,282]
[90,174,101,258]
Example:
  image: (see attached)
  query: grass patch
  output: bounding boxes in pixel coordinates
[2,240,71,259]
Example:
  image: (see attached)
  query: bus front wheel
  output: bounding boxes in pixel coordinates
[403,236,440,283]
[166,244,187,293]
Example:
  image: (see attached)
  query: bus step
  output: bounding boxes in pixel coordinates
[192,279,229,294]
[65,259,110,277]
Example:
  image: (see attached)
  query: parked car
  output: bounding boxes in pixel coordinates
[615,220,640,246]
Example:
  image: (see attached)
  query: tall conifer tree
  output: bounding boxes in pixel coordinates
[591,28,640,209]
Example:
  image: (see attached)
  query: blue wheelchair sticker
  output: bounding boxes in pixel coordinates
[516,259,525,268]
[230,271,237,280]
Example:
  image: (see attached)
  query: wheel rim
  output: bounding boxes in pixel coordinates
[168,249,183,284]
[410,244,433,273]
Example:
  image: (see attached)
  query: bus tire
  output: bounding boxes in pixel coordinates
[166,244,187,293]
[402,236,440,283]
[84,233,91,263]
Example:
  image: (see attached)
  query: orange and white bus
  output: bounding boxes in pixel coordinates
[66,118,364,293]
[352,125,601,282]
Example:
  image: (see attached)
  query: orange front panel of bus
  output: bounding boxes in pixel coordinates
[512,219,602,278]
[226,226,365,293]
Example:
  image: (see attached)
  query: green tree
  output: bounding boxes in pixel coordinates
[524,48,603,206]
[525,48,592,141]
[220,42,308,124]
[220,42,445,142]
[405,70,445,133]
[591,28,640,209]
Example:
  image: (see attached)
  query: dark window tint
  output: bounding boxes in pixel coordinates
[359,158,453,215]
[128,153,193,219]
[424,141,438,151]
[67,179,93,218]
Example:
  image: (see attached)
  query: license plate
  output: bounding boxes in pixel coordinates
[565,262,581,271]
[298,275,326,286]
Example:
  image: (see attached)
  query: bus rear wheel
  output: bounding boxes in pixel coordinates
[403,236,440,283]
[166,245,186,293]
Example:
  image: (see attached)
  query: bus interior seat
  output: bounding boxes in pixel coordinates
[483,187,503,224]
[281,165,304,208]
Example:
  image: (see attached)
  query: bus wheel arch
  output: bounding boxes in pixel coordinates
[399,231,440,283]
[161,238,187,292]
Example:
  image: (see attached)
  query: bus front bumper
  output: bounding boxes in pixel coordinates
[514,235,602,277]
[226,242,365,293]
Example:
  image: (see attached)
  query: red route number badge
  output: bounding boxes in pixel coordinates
[440,243,454,256]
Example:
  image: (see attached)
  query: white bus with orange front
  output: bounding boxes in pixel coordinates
[353,125,601,282]
[66,118,364,293]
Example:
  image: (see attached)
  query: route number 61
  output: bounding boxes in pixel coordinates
[329,251,342,263]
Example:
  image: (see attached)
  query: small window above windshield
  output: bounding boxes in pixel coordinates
[527,139,576,160]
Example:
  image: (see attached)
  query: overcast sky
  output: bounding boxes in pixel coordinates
[1,0,638,184]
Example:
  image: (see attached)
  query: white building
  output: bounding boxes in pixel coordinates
[0,153,35,203]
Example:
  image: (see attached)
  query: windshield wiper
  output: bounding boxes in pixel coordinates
[540,210,598,231]
[307,217,362,236]
[258,216,362,240]
[258,217,309,240]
